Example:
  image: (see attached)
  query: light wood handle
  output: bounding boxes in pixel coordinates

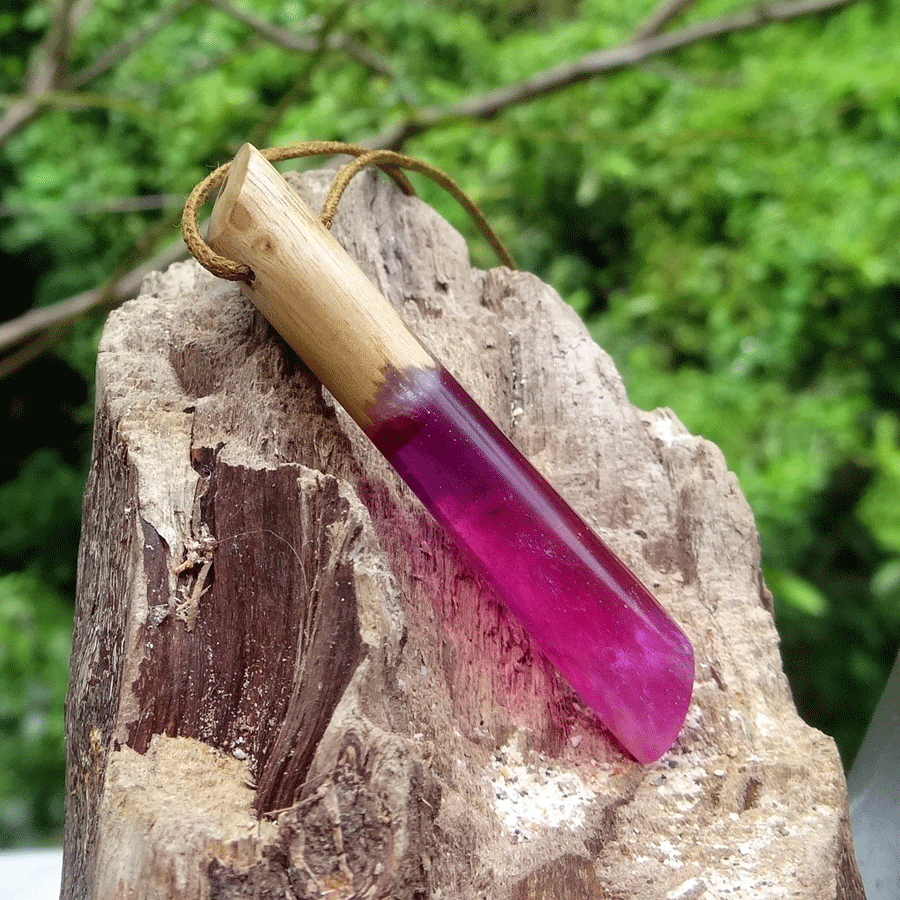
[208,142,435,428]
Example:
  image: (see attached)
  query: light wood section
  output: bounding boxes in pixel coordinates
[208,142,434,428]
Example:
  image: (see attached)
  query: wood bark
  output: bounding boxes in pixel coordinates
[63,167,865,899]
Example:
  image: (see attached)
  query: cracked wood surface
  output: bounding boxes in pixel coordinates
[63,168,865,899]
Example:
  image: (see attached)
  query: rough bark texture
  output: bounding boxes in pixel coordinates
[63,168,865,899]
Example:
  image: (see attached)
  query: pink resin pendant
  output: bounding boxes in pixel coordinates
[205,143,695,764]
[368,365,694,763]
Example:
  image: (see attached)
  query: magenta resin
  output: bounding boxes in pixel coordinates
[367,364,694,764]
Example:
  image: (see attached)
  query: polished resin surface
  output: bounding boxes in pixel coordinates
[368,365,694,763]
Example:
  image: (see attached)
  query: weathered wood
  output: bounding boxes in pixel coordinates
[63,166,865,899]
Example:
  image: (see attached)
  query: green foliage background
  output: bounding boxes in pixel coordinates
[1,0,898,845]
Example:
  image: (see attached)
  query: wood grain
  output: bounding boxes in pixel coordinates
[208,143,434,429]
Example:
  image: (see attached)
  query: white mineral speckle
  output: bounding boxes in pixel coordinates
[666,877,708,900]
[683,704,704,729]
[755,710,775,737]
[658,838,682,868]
[650,414,690,446]
[488,733,604,841]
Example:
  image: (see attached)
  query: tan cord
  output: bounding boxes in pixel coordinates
[182,140,515,284]
[321,148,516,269]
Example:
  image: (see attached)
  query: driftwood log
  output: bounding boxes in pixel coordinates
[63,166,865,899]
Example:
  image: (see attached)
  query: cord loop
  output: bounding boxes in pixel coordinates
[182,140,515,284]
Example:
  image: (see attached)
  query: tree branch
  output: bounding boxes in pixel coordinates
[631,0,700,42]
[202,0,393,77]
[35,0,93,91]
[245,1,354,147]
[0,235,189,358]
[0,319,76,381]
[0,193,183,218]
[368,0,860,150]
[0,0,388,147]
[0,0,95,144]
[66,0,198,91]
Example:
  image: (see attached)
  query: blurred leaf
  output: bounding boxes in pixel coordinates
[766,568,828,618]
[0,449,84,590]
[858,414,900,554]
[0,572,71,846]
